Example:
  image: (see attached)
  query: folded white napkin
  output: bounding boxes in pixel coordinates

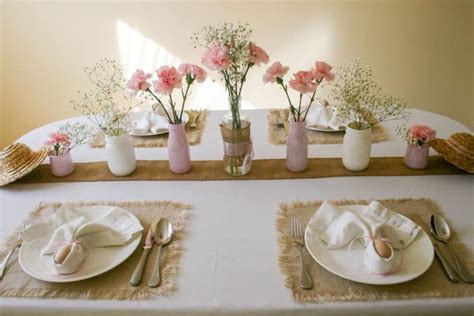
[132,111,168,134]
[304,101,346,130]
[23,205,143,274]
[307,200,421,250]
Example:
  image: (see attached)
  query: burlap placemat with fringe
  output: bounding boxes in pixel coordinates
[0,200,192,300]
[267,109,389,145]
[276,198,474,303]
[89,110,208,148]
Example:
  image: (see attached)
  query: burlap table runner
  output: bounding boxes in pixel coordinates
[267,109,389,145]
[277,198,474,303]
[90,110,208,148]
[0,200,192,300]
[13,156,467,185]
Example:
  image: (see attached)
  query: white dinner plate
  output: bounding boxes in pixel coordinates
[306,125,346,133]
[129,110,189,136]
[19,208,142,283]
[305,205,434,285]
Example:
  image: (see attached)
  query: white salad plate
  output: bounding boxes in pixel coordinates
[19,207,142,283]
[305,205,434,285]
[306,125,346,133]
[129,110,189,136]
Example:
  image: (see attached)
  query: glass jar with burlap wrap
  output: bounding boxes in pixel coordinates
[219,119,253,176]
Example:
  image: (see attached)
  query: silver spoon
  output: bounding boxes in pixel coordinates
[431,214,474,283]
[147,218,173,287]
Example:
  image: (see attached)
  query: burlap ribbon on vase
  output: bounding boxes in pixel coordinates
[276,198,474,303]
[89,110,208,148]
[267,109,389,145]
[0,200,192,300]
[220,122,253,175]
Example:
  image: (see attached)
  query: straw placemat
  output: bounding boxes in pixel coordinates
[0,200,192,300]
[89,110,208,148]
[14,156,467,185]
[277,198,474,303]
[267,109,389,145]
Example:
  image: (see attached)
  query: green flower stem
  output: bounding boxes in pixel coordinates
[302,89,318,122]
[179,82,191,123]
[146,88,173,124]
[168,94,179,123]
[278,81,297,122]
[297,94,302,121]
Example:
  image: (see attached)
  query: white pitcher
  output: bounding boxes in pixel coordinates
[105,134,136,176]
[342,122,372,171]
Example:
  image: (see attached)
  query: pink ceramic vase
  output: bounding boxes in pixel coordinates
[286,121,308,172]
[49,151,75,177]
[404,144,429,169]
[168,123,191,174]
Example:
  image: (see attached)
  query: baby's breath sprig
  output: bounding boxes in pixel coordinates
[330,58,409,130]
[57,122,96,149]
[71,59,145,136]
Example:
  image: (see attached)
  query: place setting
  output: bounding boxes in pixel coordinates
[276,198,474,303]
[0,200,192,299]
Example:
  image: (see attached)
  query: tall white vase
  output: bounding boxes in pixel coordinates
[105,134,136,176]
[342,122,372,171]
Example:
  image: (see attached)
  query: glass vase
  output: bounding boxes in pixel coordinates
[286,121,308,172]
[220,118,253,176]
[168,123,191,174]
[342,122,372,171]
[404,144,429,169]
[49,151,75,177]
[105,134,136,176]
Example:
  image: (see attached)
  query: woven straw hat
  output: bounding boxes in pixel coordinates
[0,143,50,186]
[430,133,474,173]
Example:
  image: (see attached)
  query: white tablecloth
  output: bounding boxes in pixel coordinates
[1,109,473,316]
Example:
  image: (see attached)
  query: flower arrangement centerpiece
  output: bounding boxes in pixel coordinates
[263,61,334,172]
[193,22,269,176]
[396,124,436,169]
[71,59,141,176]
[330,58,409,131]
[330,58,410,171]
[127,64,207,174]
[45,122,94,177]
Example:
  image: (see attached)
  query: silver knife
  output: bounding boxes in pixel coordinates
[129,217,161,286]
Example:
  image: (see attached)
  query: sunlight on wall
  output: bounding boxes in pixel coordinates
[117,19,182,78]
[116,19,254,111]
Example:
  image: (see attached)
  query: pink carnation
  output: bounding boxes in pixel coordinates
[153,66,183,95]
[263,62,289,84]
[313,61,335,81]
[178,63,207,83]
[248,43,269,66]
[46,132,70,155]
[409,125,436,142]
[289,70,319,94]
[201,44,230,71]
[127,70,151,95]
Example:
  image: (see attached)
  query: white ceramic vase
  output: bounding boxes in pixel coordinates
[342,122,372,171]
[105,134,136,176]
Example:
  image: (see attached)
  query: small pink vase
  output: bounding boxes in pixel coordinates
[404,144,429,169]
[168,123,191,174]
[49,151,75,177]
[286,121,308,172]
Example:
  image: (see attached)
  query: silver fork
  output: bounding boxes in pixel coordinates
[291,218,313,290]
[0,219,31,280]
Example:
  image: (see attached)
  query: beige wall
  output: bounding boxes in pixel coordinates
[1,0,473,148]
